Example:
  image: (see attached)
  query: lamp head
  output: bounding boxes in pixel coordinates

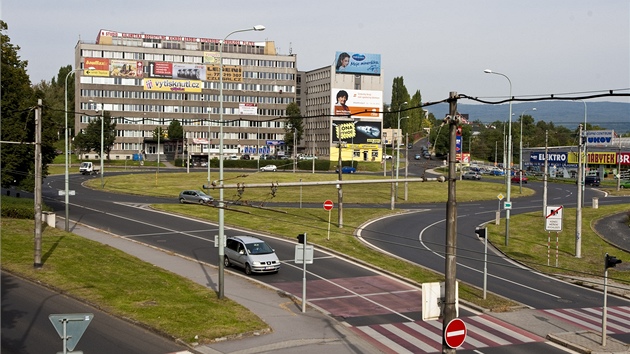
[532,108,537,111]
[483,69,493,74]
[253,25,265,31]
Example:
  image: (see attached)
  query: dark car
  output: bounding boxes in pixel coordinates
[585,175,601,186]
[511,175,528,183]
[336,166,356,174]
[407,143,413,149]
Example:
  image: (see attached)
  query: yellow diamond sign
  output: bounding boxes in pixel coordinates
[497,193,504,200]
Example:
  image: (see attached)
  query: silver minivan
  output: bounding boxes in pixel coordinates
[224,236,280,274]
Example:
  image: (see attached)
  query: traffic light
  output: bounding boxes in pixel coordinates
[605,253,622,269]
[297,234,306,244]
[475,227,487,238]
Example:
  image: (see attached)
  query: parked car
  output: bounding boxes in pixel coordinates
[240,154,251,160]
[382,154,393,160]
[620,180,630,189]
[407,143,413,149]
[336,166,356,174]
[224,236,280,274]
[490,169,505,176]
[511,175,528,183]
[414,154,421,160]
[462,171,482,180]
[584,175,601,186]
[178,190,213,204]
[260,164,277,172]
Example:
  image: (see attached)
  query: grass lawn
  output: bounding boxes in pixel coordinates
[1,218,267,345]
[486,204,630,287]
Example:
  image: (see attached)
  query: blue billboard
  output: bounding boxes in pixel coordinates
[334,51,381,75]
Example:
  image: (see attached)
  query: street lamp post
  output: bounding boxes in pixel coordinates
[519,107,536,194]
[64,68,82,231]
[90,99,105,189]
[395,102,407,200]
[485,69,513,246]
[218,25,265,299]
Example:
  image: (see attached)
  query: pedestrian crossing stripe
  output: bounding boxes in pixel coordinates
[353,314,544,354]
[541,306,630,334]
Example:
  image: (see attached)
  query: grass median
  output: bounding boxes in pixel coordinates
[486,204,630,289]
[2,216,268,345]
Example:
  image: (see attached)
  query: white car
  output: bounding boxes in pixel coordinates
[382,154,393,160]
[260,164,277,172]
[224,236,280,274]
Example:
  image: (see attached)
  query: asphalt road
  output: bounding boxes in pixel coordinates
[7,166,630,353]
[1,272,188,354]
[359,179,630,309]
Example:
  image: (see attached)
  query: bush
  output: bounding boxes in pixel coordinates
[1,195,52,219]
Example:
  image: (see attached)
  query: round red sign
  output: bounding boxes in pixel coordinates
[444,318,467,349]
[323,200,334,211]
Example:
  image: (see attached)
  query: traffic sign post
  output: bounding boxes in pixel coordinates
[323,200,334,241]
[444,318,467,349]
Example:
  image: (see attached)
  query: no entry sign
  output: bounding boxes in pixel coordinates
[323,199,334,211]
[444,318,467,348]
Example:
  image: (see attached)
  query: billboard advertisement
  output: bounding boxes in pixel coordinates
[148,62,206,80]
[110,60,143,77]
[334,51,381,75]
[586,130,615,146]
[206,65,243,82]
[84,58,110,77]
[333,119,381,144]
[331,89,382,118]
[530,152,568,165]
[238,103,258,115]
[143,78,202,92]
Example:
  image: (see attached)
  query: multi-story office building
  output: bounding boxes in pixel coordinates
[73,29,297,164]
[299,51,385,162]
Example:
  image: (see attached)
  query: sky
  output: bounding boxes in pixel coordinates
[2,0,629,106]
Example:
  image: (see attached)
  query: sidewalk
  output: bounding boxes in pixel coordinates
[57,219,380,354]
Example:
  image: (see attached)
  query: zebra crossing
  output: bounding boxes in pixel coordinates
[541,305,630,335]
[353,314,544,353]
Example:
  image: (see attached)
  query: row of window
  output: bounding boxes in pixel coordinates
[80,115,288,129]
[81,100,291,116]
[81,49,295,69]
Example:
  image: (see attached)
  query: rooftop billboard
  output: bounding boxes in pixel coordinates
[334,51,381,75]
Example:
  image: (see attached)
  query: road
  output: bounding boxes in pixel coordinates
[5,167,629,353]
[1,272,189,354]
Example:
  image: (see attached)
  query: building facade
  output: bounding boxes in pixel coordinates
[73,29,297,163]
[299,51,385,162]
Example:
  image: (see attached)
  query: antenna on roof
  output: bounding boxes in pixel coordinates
[289,42,292,55]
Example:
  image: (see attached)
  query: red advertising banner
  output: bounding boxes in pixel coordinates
[84,58,110,77]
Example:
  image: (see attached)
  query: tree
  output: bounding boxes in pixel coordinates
[168,120,184,161]
[386,77,410,130]
[73,111,117,160]
[284,102,303,155]
[0,21,40,189]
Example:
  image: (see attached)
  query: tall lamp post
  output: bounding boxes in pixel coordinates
[89,99,105,189]
[218,25,265,299]
[64,68,82,231]
[484,69,513,246]
[519,107,536,194]
[395,102,407,200]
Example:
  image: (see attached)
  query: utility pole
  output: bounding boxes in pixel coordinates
[34,99,43,268]
[390,134,396,210]
[443,92,458,354]
[543,131,549,216]
[337,141,343,228]
[405,133,409,201]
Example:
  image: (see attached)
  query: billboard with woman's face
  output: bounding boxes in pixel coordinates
[334,51,381,75]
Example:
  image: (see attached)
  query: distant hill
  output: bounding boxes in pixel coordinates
[425,101,630,133]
